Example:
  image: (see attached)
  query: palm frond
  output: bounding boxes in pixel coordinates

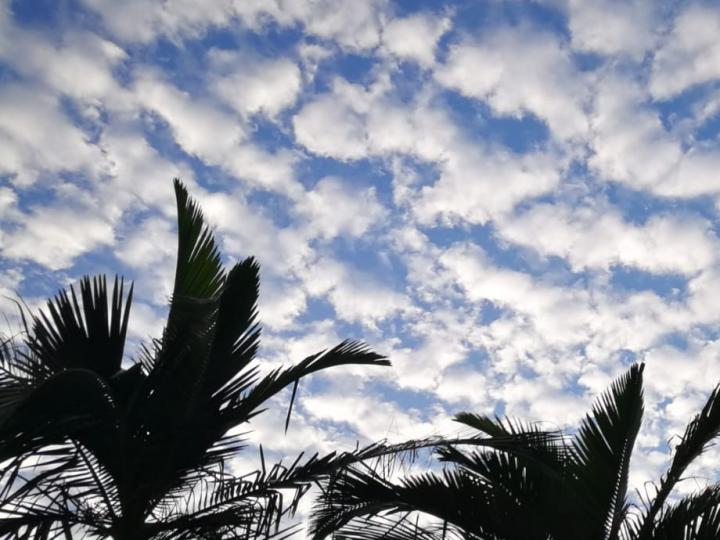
[171,178,226,301]
[153,443,403,539]
[570,362,644,540]
[205,257,261,396]
[0,368,116,461]
[636,383,720,539]
[330,513,470,540]
[643,484,720,540]
[26,276,133,379]
[310,464,524,540]
[220,340,389,430]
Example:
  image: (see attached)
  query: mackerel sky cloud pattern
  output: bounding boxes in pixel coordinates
[2,0,720,504]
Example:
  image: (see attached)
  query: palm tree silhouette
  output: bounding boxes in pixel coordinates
[311,363,720,539]
[0,179,391,539]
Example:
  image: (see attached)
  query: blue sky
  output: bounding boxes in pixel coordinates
[2,0,720,506]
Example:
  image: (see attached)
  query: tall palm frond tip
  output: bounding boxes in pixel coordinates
[0,178,390,539]
[312,362,720,540]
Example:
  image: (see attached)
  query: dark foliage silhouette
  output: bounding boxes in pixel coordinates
[311,363,720,540]
[0,180,391,539]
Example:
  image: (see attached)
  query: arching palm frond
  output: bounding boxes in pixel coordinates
[634,383,720,539]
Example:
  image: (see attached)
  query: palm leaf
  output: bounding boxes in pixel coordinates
[220,340,389,430]
[636,383,720,539]
[310,464,523,540]
[645,484,720,540]
[26,276,133,379]
[171,178,225,301]
[328,514,469,540]
[570,362,645,540]
[0,368,116,461]
[205,257,261,396]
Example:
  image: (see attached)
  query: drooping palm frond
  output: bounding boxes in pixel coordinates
[0,367,116,461]
[221,340,389,430]
[327,514,470,540]
[0,440,118,538]
[642,484,720,540]
[449,413,570,485]
[151,441,413,540]
[310,465,498,540]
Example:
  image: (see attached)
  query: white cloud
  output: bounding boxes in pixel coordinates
[126,301,166,345]
[566,0,659,58]
[382,12,451,66]
[133,69,245,161]
[497,202,719,275]
[293,177,388,239]
[98,126,193,216]
[293,91,369,159]
[299,256,412,327]
[302,388,446,443]
[0,267,24,327]
[589,75,720,198]
[81,0,388,51]
[435,26,590,141]
[134,69,302,195]
[297,42,333,81]
[208,50,302,118]
[650,4,720,99]
[116,216,176,269]
[258,278,308,331]
[494,374,589,426]
[79,0,234,43]
[1,205,114,270]
[0,8,127,101]
[435,242,709,375]
[0,84,103,186]
[195,189,312,275]
[435,366,490,407]
[388,313,473,392]
[294,75,564,225]
[644,339,720,402]
[294,74,448,161]
[411,143,563,226]
[299,0,387,51]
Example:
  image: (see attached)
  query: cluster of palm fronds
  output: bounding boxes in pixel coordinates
[0,180,391,539]
[2,181,720,540]
[312,364,720,540]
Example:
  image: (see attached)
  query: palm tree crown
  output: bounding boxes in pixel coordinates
[0,179,391,539]
[311,363,720,540]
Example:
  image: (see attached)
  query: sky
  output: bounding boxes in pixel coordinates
[2,0,720,512]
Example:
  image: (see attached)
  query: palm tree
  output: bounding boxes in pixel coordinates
[0,179,392,539]
[311,363,720,540]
